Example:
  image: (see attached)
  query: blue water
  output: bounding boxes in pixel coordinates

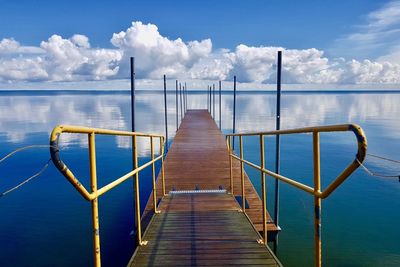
[0,90,399,266]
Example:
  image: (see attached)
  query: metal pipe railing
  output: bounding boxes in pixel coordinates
[50,125,166,267]
[226,123,367,267]
[239,136,245,211]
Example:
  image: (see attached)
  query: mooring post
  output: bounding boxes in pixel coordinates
[183,83,185,116]
[130,57,136,133]
[213,84,215,119]
[219,80,222,130]
[209,85,212,115]
[185,83,187,112]
[232,75,237,150]
[207,85,210,112]
[130,56,139,246]
[179,83,183,121]
[175,80,178,132]
[209,85,211,114]
[273,50,282,253]
[163,75,168,152]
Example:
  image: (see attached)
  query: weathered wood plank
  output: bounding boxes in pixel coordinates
[129,193,281,266]
[142,109,277,233]
[129,110,281,266]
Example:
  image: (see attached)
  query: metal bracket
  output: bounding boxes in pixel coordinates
[139,240,148,246]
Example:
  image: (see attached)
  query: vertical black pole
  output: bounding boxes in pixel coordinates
[130,57,137,234]
[207,86,209,112]
[163,75,168,151]
[219,80,222,130]
[210,85,212,115]
[185,83,187,112]
[182,84,185,114]
[213,84,215,119]
[185,82,187,112]
[233,75,236,150]
[208,86,210,113]
[274,50,282,253]
[179,83,183,121]
[175,80,178,132]
[130,57,135,132]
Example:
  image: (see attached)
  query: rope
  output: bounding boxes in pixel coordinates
[367,153,400,164]
[0,145,56,163]
[0,159,51,197]
[356,159,400,182]
[0,144,57,197]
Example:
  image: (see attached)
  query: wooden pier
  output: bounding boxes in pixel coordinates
[129,110,280,266]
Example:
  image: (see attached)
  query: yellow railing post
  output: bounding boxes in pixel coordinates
[260,134,267,244]
[150,137,159,213]
[133,135,144,246]
[313,132,322,267]
[239,136,245,211]
[228,136,234,195]
[160,137,166,196]
[49,124,366,267]
[88,132,101,267]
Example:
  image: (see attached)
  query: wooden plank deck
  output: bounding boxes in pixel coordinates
[130,109,281,266]
[142,109,278,234]
[129,192,281,266]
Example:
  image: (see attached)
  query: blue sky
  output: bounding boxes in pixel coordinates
[0,0,387,52]
[0,0,399,87]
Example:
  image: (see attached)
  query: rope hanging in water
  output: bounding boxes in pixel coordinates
[0,145,56,197]
[1,159,51,197]
[356,154,400,182]
[0,145,56,163]
[367,153,400,164]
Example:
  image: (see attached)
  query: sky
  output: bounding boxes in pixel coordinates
[0,0,400,89]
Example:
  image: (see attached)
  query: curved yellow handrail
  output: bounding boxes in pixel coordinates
[226,123,367,267]
[226,123,367,198]
[50,125,166,267]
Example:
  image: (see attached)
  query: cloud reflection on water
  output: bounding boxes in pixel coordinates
[0,91,399,152]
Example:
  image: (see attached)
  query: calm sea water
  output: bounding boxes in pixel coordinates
[0,90,399,266]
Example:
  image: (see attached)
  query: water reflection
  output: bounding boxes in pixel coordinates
[1,91,400,142]
[0,90,399,267]
[2,91,400,176]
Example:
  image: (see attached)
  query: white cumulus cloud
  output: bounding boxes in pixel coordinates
[111,21,212,79]
[0,19,400,86]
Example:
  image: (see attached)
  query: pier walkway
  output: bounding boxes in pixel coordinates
[129,110,281,266]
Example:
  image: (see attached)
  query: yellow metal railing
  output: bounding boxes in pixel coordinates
[49,125,166,267]
[226,124,367,267]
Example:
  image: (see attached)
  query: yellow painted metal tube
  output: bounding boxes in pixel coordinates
[50,124,164,138]
[150,137,158,213]
[96,155,163,198]
[260,134,267,244]
[88,133,101,267]
[49,124,167,264]
[239,136,245,211]
[132,135,142,245]
[313,132,322,267]
[51,148,162,201]
[227,136,234,195]
[160,137,166,196]
[49,125,165,201]
[224,123,367,267]
[226,124,354,137]
[226,124,367,198]
[230,154,315,194]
